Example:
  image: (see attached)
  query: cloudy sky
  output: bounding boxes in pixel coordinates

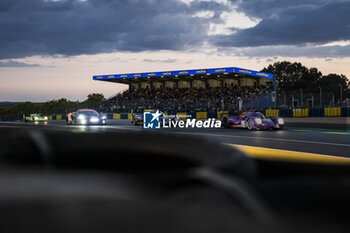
[0,0,350,101]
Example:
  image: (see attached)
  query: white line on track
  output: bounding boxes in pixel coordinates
[92,125,350,148]
[69,124,350,148]
[170,131,350,148]
[3,122,349,148]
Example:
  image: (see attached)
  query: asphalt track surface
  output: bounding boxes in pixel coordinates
[2,120,349,159]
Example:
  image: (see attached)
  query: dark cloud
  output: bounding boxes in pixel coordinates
[219,45,350,58]
[215,0,350,47]
[143,58,177,63]
[231,0,331,19]
[0,61,40,67]
[0,0,226,59]
[1,0,349,59]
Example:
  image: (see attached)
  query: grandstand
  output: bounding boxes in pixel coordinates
[93,67,276,113]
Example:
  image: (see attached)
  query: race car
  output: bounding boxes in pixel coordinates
[222,111,284,130]
[66,112,75,125]
[67,109,106,125]
[131,113,143,125]
[24,114,48,122]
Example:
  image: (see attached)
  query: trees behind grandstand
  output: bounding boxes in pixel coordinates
[262,61,350,98]
[85,93,105,106]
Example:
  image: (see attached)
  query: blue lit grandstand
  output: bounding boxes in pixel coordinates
[94,66,276,113]
[93,67,274,83]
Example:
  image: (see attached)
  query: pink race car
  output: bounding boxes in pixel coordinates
[222,111,284,130]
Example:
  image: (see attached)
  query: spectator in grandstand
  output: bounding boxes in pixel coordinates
[100,84,272,113]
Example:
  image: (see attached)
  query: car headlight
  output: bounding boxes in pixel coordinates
[90,117,99,123]
[255,118,262,125]
[34,117,38,120]
[101,115,106,120]
[278,118,284,125]
[44,116,48,120]
[78,115,86,120]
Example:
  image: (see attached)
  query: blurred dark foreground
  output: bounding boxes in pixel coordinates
[0,125,350,233]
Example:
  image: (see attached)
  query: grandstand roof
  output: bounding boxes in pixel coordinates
[93,66,274,84]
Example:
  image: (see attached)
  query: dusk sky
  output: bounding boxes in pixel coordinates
[1,0,350,102]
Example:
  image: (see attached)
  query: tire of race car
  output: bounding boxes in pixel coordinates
[247,119,254,130]
[274,127,284,130]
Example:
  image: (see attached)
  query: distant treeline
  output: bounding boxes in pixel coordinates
[0,102,21,107]
[262,61,350,98]
[0,93,105,116]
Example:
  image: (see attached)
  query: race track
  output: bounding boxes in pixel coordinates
[3,119,349,160]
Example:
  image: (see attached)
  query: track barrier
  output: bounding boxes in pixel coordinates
[324,107,341,117]
[44,107,350,120]
[265,109,279,117]
[196,112,207,119]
